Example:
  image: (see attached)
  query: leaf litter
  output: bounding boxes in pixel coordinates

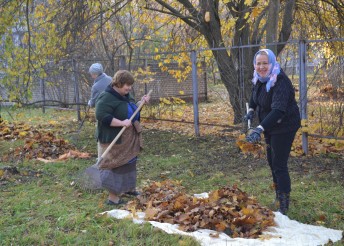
[0,119,90,162]
[124,180,275,239]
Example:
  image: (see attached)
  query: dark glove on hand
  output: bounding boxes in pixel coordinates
[244,110,255,122]
[246,127,263,143]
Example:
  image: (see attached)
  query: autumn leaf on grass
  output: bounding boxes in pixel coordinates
[1,127,11,135]
[24,139,35,149]
[48,120,58,125]
[37,158,58,163]
[58,150,91,160]
[18,131,28,137]
[36,150,91,163]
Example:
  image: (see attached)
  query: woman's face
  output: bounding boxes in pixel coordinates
[115,83,132,96]
[255,54,270,78]
[90,73,98,79]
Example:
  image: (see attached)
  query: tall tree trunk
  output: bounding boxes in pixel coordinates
[277,0,296,55]
[266,0,280,54]
[199,1,244,124]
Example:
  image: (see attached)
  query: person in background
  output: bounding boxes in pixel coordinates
[88,63,112,107]
[244,48,301,215]
[95,70,150,205]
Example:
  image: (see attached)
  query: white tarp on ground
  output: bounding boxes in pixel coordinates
[103,209,342,246]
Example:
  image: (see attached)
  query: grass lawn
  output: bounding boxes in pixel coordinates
[0,105,343,245]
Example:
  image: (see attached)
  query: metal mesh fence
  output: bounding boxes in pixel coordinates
[304,40,344,139]
[1,39,343,145]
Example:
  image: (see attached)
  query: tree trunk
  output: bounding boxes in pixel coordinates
[277,0,296,55]
[199,1,246,124]
[266,0,280,54]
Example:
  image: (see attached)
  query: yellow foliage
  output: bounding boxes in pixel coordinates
[19,131,28,137]
[160,98,172,105]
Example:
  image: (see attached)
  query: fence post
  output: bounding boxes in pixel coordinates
[191,50,200,137]
[299,40,308,154]
[72,59,81,121]
[203,57,208,101]
[40,78,45,113]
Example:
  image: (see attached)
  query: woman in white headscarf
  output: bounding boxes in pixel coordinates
[244,49,301,215]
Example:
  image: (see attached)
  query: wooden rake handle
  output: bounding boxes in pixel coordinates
[96,89,153,165]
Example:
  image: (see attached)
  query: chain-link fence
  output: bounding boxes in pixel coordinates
[1,38,343,153]
[302,40,344,142]
[195,39,343,153]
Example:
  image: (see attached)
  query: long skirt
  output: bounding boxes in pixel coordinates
[98,142,137,195]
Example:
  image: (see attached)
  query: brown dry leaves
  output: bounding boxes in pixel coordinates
[291,133,344,157]
[125,180,275,239]
[235,134,265,158]
[0,120,89,162]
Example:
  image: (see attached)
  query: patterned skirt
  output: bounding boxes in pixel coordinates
[98,142,137,194]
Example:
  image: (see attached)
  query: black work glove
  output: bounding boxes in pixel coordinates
[243,110,255,122]
[246,127,263,144]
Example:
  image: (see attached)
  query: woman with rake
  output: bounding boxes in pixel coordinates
[95,70,150,205]
[244,49,301,215]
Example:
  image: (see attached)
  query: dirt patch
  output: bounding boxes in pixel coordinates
[0,166,45,188]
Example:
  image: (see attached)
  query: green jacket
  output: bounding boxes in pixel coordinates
[95,86,136,144]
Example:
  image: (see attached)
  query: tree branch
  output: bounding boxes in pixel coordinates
[147,0,201,31]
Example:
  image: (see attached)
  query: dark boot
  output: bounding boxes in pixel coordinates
[278,192,290,215]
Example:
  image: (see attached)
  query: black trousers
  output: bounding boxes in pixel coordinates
[264,131,297,193]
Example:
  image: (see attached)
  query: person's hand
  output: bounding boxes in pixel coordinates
[141,94,150,104]
[121,119,132,127]
[246,127,263,143]
[244,109,255,122]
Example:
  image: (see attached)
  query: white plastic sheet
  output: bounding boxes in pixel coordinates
[103,191,342,245]
[103,209,342,246]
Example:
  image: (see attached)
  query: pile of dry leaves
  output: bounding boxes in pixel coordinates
[125,180,275,239]
[0,120,90,162]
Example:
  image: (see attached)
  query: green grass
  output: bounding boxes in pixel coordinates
[0,107,343,245]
